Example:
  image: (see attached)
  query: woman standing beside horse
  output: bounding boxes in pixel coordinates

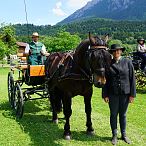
[102,44,136,145]
[45,33,111,140]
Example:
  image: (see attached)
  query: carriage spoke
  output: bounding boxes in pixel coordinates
[13,83,24,118]
[7,72,14,108]
[135,70,146,89]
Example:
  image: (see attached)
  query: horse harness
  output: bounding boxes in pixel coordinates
[56,45,107,83]
[56,53,91,82]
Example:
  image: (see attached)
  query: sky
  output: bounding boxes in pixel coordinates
[0,0,91,26]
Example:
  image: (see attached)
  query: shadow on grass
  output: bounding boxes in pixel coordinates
[0,101,63,145]
[24,99,50,113]
[0,101,15,119]
[0,98,50,116]
[16,114,64,146]
[0,101,111,145]
[136,88,146,94]
[72,130,111,142]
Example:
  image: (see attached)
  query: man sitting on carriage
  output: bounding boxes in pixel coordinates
[137,38,146,71]
[25,32,49,65]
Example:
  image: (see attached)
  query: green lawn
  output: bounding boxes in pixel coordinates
[0,67,146,146]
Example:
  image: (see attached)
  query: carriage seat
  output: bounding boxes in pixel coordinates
[24,65,45,86]
[17,52,27,66]
[17,65,28,70]
[130,51,143,71]
[29,65,45,77]
[16,52,28,70]
[131,51,142,60]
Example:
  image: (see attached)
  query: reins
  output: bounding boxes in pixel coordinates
[57,53,92,82]
[45,40,108,84]
[58,46,107,83]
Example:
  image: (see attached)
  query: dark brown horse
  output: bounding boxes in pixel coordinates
[45,33,111,140]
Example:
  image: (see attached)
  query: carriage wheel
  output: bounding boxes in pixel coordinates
[13,83,24,118]
[7,72,14,108]
[135,70,146,88]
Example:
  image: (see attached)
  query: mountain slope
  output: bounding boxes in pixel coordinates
[59,0,146,24]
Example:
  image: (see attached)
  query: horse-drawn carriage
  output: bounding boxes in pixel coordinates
[130,51,146,88]
[7,42,49,118]
[7,34,112,140]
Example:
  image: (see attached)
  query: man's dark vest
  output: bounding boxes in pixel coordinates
[28,42,43,65]
[29,42,43,55]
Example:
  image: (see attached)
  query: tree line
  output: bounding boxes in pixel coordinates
[0,25,17,60]
[1,18,146,59]
[0,24,81,60]
[13,18,146,42]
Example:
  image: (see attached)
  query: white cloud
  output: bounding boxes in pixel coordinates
[67,0,92,9]
[53,1,67,17]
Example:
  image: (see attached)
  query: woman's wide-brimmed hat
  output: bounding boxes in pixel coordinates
[32,32,39,37]
[109,44,125,53]
[137,38,145,43]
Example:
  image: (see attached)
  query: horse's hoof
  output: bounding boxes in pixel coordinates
[52,119,58,124]
[87,130,95,136]
[64,135,71,140]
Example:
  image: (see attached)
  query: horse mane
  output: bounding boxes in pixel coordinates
[75,39,90,54]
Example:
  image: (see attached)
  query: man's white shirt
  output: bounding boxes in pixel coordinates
[137,44,146,53]
[25,41,46,54]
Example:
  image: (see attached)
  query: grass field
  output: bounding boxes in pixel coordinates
[0,67,146,146]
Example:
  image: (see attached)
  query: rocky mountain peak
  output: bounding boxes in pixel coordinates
[59,0,146,24]
[108,0,135,11]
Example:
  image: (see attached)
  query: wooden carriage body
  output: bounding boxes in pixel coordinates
[16,42,46,86]
[7,42,48,118]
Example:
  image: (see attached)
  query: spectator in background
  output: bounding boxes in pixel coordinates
[137,38,146,71]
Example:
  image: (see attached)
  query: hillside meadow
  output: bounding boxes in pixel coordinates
[0,67,145,146]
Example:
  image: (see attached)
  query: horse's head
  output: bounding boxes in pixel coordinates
[87,33,111,88]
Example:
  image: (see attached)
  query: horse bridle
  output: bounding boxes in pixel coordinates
[55,45,108,84]
[85,45,108,82]
[90,46,107,50]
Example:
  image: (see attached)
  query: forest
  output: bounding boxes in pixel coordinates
[0,18,146,59]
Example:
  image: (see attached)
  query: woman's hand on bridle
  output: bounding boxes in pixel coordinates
[104,97,109,103]
[129,96,134,103]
